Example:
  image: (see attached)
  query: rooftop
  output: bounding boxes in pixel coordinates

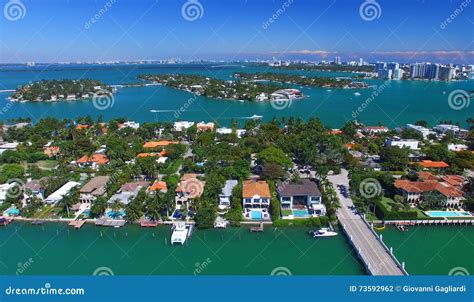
[242,180,271,198]
[277,179,321,197]
[80,176,110,196]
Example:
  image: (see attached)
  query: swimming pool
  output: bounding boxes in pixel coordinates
[106,210,126,219]
[292,209,309,218]
[3,207,20,216]
[250,211,263,220]
[425,211,472,218]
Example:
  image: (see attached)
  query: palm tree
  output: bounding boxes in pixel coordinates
[110,199,122,218]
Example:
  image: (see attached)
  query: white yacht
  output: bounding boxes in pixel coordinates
[353,92,361,96]
[171,222,189,245]
[309,228,338,238]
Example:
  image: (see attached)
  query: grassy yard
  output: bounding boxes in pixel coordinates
[281,209,292,216]
[36,160,58,170]
[380,197,427,219]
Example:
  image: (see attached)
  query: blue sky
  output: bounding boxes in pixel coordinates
[1,0,473,63]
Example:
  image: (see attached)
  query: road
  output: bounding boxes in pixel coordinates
[328,169,406,276]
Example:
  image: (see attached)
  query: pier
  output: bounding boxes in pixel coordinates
[328,170,408,276]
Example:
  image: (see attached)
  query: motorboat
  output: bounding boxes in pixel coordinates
[309,228,338,238]
[171,222,189,244]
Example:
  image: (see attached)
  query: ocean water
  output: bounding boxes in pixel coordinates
[0,223,364,275]
[0,64,472,127]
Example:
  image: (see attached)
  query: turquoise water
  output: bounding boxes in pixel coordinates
[425,211,472,218]
[0,223,364,275]
[106,210,126,219]
[1,64,472,127]
[3,208,20,216]
[250,211,263,220]
[292,210,309,217]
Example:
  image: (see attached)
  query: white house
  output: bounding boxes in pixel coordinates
[218,180,238,213]
[386,138,420,150]
[277,179,326,218]
[242,180,271,220]
[0,183,17,204]
[119,121,140,129]
[44,181,81,204]
[174,121,195,132]
[216,128,247,138]
[433,124,461,134]
[448,144,468,152]
[406,124,433,138]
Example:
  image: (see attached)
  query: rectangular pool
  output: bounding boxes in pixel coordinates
[425,211,472,218]
[292,209,309,218]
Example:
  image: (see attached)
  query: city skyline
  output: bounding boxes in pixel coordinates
[1,0,473,64]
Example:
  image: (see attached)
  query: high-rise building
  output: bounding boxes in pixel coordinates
[378,69,393,80]
[409,63,439,80]
[334,56,341,65]
[375,62,387,72]
[393,68,404,80]
[438,65,454,81]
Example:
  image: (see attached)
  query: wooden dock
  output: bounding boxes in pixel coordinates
[0,217,12,226]
[250,222,264,232]
[31,220,46,225]
[140,221,160,227]
[95,218,126,227]
[69,220,86,229]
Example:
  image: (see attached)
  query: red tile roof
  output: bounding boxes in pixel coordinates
[395,179,462,197]
[419,160,449,168]
[149,181,168,192]
[76,154,109,165]
[143,141,178,148]
[242,180,271,198]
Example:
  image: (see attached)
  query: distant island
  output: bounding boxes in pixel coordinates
[233,72,369,89]
[9,79,113,102]
[138,74,300,102]
[274,63,376,73]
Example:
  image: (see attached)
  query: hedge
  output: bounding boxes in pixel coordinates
[375,199,418,220]
[273,216,329,227]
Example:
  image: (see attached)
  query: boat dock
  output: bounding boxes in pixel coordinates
[140,221,160,227]
[0,217,12,226]
[69,220,86,229]
[329,170,408,276]
[250,222,264,232]
[95,218,126,227]
[382,219,474,226]
[31,220,46,225]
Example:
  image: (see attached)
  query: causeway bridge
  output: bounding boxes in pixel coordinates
[328,169,408,276]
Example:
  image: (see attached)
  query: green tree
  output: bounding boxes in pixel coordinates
[194,199,217,229]
[380,146,409,171]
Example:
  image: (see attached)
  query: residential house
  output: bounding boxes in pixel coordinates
[216,127,247,138]
[108,181,150,205]
[143,140,178,149]
[149,181,168,194]
[174,121,195,132]
[362,126,389,135]
[0,183,16,204]
[385,138,420,150]
[119,121,140,129]
[406,124,433,138]
[394,172,464,207]
[196,122,215,132]
[418,160,449,169]
[242,180,271,220]
[75,154,109,170]
[79,176,110,204]
[175,174,205,213]
[218,180,238,214]
[23,177,49,202]
[277,179,326,219]
[44,181,81,204]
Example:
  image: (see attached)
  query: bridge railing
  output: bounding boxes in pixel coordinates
[361,215,409,276]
